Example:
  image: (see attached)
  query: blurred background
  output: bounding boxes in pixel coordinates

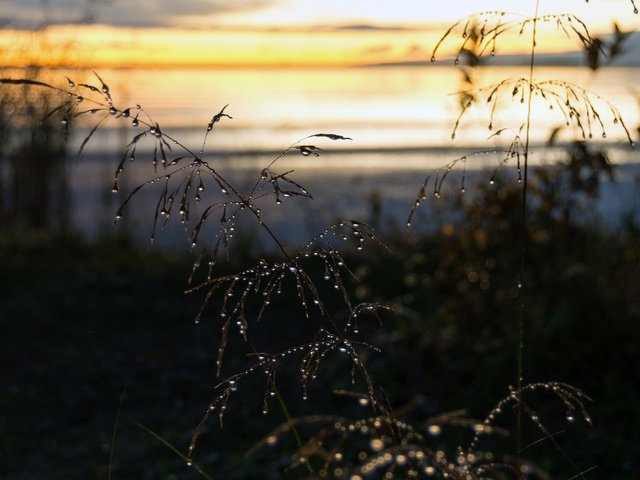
[1,1,639,479]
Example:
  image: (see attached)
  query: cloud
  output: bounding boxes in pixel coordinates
[360,43,393,55]
[334,24,412,32]
[1,0,275,28]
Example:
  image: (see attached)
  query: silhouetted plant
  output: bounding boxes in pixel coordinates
[1,1,637,478]
[408,2,636,478]
[0,71,72,231]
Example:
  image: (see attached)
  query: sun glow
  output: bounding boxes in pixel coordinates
[1,0,637,69]
[0,23,609,69]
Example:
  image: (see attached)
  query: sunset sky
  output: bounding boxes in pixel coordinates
[1,0,638,68]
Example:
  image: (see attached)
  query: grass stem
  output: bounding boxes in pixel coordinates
[517,0,540,476]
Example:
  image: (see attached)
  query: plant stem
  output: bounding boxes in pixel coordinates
[517,0,540,475]
[274,385,314,473]
[107,388,126,480]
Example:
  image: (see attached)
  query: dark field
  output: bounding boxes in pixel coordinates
[2,169,639,479]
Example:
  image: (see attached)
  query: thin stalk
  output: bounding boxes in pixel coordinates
[273,385,314,473]
[132,419,213,480]
[107,388,126,480]
[517,0,540,476]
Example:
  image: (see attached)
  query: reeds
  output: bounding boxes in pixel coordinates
[1,1,636,477]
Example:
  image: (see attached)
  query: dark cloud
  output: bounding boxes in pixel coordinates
[361,43,393,55]
[1,0,275,28]
[334,24,412,32]
[406,43,426,56]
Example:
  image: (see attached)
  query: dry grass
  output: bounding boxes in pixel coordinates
[1,1,637,477]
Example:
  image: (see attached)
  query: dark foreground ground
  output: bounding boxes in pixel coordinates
[1,176,639,479]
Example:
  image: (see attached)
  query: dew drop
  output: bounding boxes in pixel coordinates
[369,438,384,451]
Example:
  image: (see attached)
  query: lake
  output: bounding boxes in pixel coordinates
[3,65,640,247]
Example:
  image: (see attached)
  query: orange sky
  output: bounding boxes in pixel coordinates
[1,1,638,68]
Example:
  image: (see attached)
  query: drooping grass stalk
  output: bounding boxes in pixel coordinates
[516,0,540,475]
[133,419,213,479]
[273,385,314,473]
[107,388,126,480]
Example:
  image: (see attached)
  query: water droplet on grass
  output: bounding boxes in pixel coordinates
[369,438,384,451]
